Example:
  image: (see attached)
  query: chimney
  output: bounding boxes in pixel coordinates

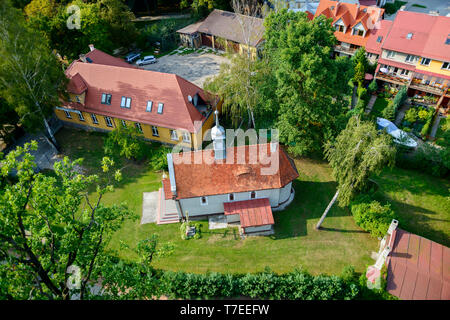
[211,110,226,160]
[88,44,95,52]
[79,54,87,63]
[355,4,360,17]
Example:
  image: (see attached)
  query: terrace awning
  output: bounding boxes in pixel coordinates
[223,198,274,228]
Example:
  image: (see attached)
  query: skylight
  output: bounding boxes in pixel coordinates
[146,101,153,112]
[406,33,413,39]
[377,36,382,43]
[446,34,450,45]
[157,103,164,114]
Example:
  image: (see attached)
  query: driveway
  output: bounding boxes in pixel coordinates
[138,50,229,88]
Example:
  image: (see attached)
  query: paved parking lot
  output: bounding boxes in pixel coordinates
[138,51,229,88]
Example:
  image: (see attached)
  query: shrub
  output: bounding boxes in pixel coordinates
[350,196,396,238]
[357,86,368,101]
[104,126,146,161]
[368,79,378,94]
[381,101,396,121]
[148,146,170,171]
[404,108,418,124]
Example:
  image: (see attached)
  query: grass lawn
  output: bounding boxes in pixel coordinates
[371,97,390,118]
[54,128,449,275]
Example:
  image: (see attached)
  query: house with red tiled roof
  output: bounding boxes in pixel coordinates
[314,0,384,57]
[55,45,222,150]
[157,112,299,236]
[370,11,450,112]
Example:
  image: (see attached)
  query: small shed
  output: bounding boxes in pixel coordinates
[224,198,274,236]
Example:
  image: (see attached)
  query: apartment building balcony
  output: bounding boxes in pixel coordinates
[409,78,447,96]
[375,71,410,86]
[334,44,358,56]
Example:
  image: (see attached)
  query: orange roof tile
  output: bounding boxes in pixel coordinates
[314,0,384,48]
[63,60,216,133]
[224,198,274,228]
[168,143,299,199]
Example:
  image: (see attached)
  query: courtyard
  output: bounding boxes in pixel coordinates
[137,48,229,88]
[52,128,450,275]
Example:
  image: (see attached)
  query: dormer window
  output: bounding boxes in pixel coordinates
[335,24,344,32]
[146,101,153,112]
[157,103,164,114]
[101,93,111,105]
[406,33,413,40]
[352,29,364,36]
[121,96,131,109]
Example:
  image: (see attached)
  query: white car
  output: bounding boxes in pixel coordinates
[136,55,157,66]
[376,117,418,149]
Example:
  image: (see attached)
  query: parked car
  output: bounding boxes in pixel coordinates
[376,117,418,149]
[136,55,157,66]
[124,52,141,63]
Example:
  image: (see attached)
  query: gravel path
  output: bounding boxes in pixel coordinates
[139,50,229,88]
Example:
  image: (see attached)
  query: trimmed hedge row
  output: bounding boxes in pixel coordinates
[158,268,360,300]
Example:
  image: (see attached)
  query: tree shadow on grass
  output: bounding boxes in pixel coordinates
[271,180,357,240]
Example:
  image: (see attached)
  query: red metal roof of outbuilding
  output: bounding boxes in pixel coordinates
[386,228,450,300]
[224,198,274,228]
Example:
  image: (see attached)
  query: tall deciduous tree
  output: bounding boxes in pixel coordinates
[264,10,351,156]
[316,116,396,229]
[0,142,136,299]
[0,0,67,149]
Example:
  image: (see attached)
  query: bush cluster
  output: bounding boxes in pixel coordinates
[381,86,407,121]
[350,195,396,238]
[159,268,360,300]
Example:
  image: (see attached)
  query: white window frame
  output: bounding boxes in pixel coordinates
[405,55,416,63]
[170,130,178,141]
[135,122,142,133]
[105,116,113,127]
[121,96,131,109]
[406,33,413,40]
[102,93,111,105]
[91,113,98,124]
[121,120,127,128]
[228,193,235,202]
[420,57,431,66]
[182,131,190,143]
[152,126,159,137]
[442,62,450,70]
[146,101,153,112]
[400,69,409,76]
[386,50,395,58]
[200,196,208,205]
[249,191,257,199]
[78,112,85,121]
[157,103,164,114]
[64,111,72,119]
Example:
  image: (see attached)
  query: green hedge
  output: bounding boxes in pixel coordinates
[159,268,360,300]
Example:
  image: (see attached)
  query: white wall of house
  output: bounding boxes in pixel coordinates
[381,50,418,66]
[179,186,290,217]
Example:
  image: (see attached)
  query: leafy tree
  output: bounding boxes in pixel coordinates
[381,101,396,121]
[354,61,365,87]
[264,10,351,156]
[368,79,378,94]
[404,108,418,123]
[0,0,67,148]
[104,126,146,161]
[180,0,231,17]
[0,142,135,299]
[316,116,396,229]
[0,96,21,146]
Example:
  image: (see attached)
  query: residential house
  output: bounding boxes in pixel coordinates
[157,112,299,236]
[177,9,265,59]
[369,11,450,111]
[314,0,384,57]
[55,45,222,150]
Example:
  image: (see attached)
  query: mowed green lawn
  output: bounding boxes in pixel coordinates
[55,128,449,275]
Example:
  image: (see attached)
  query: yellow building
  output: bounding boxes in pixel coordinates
[177,9,264,59]
[57,47,222,150]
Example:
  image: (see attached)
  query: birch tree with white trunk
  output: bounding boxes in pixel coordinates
[316,116,396,230]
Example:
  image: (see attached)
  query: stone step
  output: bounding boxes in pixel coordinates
[157,218,179,225]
